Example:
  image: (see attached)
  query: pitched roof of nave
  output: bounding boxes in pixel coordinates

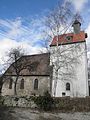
[4,53,51,76]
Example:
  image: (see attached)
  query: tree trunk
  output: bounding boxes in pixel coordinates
[14,76,18,95]
[53,70,58,97]
[0,79,3,95]
[0,85,2,95]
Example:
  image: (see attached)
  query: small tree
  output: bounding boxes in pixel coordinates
[7,47,25,95]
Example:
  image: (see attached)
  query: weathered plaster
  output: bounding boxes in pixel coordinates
[50,42,88,97]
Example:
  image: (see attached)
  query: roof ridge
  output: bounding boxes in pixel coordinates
[22,52,50,57]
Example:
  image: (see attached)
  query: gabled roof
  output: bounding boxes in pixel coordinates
[50,31,87,46]
[5,53,51,76]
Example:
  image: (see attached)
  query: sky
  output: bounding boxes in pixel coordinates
[0,0,90,71]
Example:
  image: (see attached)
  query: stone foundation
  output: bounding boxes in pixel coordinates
[1,96,90,111]
[1,96,37,108]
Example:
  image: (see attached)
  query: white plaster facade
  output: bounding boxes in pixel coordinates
[50,42,88,97]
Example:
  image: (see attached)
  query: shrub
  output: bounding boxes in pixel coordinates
[34,91,54,111]
[14,97,19,101]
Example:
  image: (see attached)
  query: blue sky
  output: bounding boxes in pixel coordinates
[0,0,90,68]
[0,0,59,19]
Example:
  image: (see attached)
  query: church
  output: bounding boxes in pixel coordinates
[2,20,89,97]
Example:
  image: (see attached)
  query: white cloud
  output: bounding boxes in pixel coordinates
[0,37,47,73]
[67,0,88,11]
[0,17,48,73]
[0,17,46,44]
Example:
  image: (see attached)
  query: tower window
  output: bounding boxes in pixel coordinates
[66,83,70,91]
[20,79,24,89]
[9,79,13,89]
[34,79,38,90]
[66,36,72,41]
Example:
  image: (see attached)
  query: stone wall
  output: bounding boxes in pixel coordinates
[54,97,90,111]
[2,76,50,96]
[2,96,37,108]
[1,96,90,111]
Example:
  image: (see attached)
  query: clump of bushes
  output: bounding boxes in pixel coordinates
[34,91,54,111]
[14,97,19,101]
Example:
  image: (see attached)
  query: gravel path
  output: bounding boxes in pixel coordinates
[1,108,90,120]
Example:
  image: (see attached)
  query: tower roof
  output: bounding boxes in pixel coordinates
[72,19,81,26]
[50,31,87,46]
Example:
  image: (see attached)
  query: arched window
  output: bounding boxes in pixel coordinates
[20,79,24,89]
[66,83,70,91]
[9,78,13,89]
[34,79,38,90]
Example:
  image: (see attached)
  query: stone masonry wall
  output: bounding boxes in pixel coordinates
[54,97,90,111]
[2,76,50,96]
[2,96,37,108]
[1,96,90,111]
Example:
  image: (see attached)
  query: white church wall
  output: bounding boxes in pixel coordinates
[50,42,88,97]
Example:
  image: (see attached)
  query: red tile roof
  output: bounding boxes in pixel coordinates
[50,31,87,46]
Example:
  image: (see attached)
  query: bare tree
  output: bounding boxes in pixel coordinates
[44,1,84,96]
[44,1,82,44]
[9,48,24,95]
[7,47,25,95]
[0,58,11,95]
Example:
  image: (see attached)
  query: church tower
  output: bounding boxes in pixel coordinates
[50,20,88,97]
